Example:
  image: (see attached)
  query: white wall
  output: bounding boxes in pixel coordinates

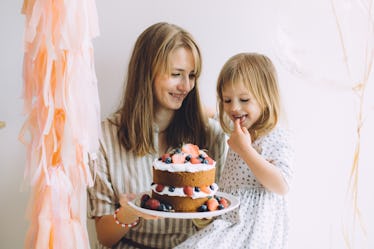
[1,0,373,248]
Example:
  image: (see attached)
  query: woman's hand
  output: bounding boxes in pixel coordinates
[119,193,159,220]
[95,193,159,248]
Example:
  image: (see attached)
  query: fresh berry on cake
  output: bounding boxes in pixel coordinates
[145,143,225,212]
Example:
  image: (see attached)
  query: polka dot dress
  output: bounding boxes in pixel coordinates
[175,127,294,249]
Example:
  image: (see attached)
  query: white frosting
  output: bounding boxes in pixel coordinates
[153,159,216,172]
[151,183,219,199]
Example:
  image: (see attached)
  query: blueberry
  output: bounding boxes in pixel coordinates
[165,204,173,211]
[165,157,172,164]
[202,159,208,164]
[194,187,200,192]
[199,154,205,159]
[175,148,181,153]
[141,200,147,208]
[218,204,225,210]
[185,155,191,161]
[158,203,166,211]
[197,205,208,212]
[209,185,214,190]
[168,186,175,192]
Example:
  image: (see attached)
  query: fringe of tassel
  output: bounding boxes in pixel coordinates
[20,0,100,248]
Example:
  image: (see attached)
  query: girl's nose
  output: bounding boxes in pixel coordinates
[230,100,240,112]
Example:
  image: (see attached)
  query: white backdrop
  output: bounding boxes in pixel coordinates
[1,0,373,248]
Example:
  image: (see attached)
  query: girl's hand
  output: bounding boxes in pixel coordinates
[227,119,252,155]
[119,193,159,220]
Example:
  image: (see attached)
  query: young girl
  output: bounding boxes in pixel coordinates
[175,53,294,249]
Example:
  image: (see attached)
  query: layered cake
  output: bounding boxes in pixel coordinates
[145,144,221,212]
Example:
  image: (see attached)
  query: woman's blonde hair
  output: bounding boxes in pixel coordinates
[116,22,208,156]
[217,53,281,140]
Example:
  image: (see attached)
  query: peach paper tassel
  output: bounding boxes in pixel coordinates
[19,0,101,248]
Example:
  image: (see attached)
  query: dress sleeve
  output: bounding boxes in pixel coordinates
[260,128,294,188]
[87,124,117,218]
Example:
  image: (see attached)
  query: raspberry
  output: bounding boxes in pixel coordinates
[155,184,165,192]
[145,198,161,210]
[183,186,194,197]
[219,198,229,208]
[206,198,219,211]
[205,156,214,165]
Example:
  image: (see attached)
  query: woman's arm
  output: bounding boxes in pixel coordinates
[95,214,131,248]
[95,194,158,247]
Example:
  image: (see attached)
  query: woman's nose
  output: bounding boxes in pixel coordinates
[178,75,193,92]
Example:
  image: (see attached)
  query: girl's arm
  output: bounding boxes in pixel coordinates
[228,119,288,195]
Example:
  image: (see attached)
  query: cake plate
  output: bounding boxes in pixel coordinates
[127,191,240,219]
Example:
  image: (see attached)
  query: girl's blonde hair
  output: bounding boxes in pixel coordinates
[116,22,208,156]
[217,53,281,140]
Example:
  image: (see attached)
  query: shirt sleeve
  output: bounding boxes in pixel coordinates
[260,127,294,188]
[87,127,117,218]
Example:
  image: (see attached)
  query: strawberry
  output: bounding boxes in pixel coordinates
[155,184,165,192]
[206,198,219,211]
[219,197,229,208]
[172,153,186,164]
[145,198,161,210]
[205,156,214,165]
[183,186,194,197]
[181,144,200,157]
[190,157,201,164]
[200,186,211,194]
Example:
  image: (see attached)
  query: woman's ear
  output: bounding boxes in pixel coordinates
[204,106,216,119]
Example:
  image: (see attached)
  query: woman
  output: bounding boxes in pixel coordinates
[88,22,227,248]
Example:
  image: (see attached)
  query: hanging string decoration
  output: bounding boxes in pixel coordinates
[331,1,373,248]
[19,0,101,248]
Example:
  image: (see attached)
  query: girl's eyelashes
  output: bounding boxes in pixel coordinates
[222,98,250,103]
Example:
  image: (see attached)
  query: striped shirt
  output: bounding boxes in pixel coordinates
[88,114,228,249]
